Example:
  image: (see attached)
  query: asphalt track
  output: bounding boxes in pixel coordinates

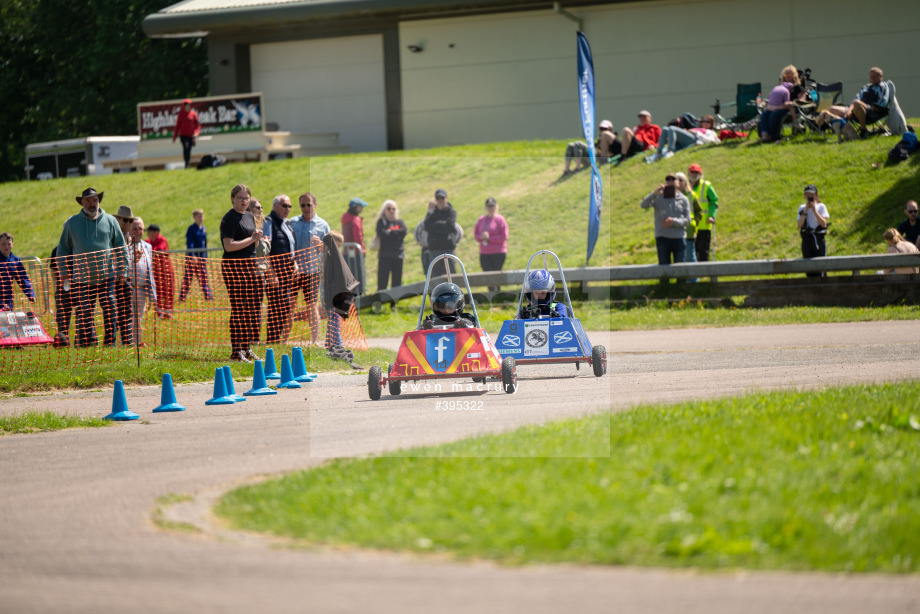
[2,321,919,613]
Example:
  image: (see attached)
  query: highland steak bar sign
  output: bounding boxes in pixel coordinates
[137,94,263,140]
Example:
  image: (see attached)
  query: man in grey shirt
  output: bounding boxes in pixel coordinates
[641,174,690,265]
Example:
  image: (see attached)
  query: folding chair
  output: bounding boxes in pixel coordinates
[796,81,844,139]
[713,82,762,138]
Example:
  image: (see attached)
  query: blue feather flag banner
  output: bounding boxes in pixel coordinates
[576,31,603,265]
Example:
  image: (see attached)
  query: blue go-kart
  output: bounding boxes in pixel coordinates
[494,250,607,377]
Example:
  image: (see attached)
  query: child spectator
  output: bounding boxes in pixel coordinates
[179,209,213,301]
[0,232,36,311]
[146,224,175,318]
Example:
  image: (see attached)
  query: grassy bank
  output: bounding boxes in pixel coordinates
[2,133,918,291]
[216,382,920,572]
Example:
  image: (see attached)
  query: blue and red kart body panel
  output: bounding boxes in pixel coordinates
[387,327,504,381]
[494,316,593,365]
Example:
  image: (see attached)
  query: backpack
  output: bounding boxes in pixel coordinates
[888,129,919,163]
[679,113,699,129]
[196,154,227,170]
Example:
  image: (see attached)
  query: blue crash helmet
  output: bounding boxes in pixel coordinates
[524,270,556,307]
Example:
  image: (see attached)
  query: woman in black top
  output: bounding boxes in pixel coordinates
[374,199,408,292]
[220,184,263,362]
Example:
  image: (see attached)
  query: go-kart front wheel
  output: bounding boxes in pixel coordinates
[592,345,607,377]
[501,357,517,394]
[387,364,401,396]
[368,366,382,400]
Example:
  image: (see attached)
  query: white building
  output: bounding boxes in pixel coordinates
[144,0,920,153]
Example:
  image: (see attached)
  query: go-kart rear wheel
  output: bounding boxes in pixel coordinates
[592,345,607,377]
[368,366,382,400]
[501,357,517,394]
[387,364,401,396]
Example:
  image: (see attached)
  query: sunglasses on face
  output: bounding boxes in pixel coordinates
[280,204,292,209]
[665,177,675,182]
[300,203,314,208]
[908,210,919,214]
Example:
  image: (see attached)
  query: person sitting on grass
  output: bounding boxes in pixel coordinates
[0,232,36,311]
[562,119,620,177]
[421,282,477,329]
[518,270,569,319]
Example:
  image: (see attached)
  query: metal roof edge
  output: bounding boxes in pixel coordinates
[142,0,559,37]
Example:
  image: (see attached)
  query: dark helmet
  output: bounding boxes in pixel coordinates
[431,282,464,316]
[524,269,556,306]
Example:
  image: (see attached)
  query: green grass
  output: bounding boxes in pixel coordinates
[0,411,110,434]
[216,382,920,572]
[152,493,200,534]
[3,133,918,288]
[0,345,396,393]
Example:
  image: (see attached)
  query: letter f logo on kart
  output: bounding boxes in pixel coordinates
[425,333,456,372]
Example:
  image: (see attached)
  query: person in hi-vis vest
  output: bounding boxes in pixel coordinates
[688,163,719,262]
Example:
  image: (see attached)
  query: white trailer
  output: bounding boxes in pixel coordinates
[24,136,140,180]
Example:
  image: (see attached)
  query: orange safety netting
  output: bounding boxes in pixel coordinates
[0,244,366,374]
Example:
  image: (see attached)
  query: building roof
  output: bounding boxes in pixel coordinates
[143,0,603,37]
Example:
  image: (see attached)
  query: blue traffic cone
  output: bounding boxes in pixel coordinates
[244,360,277,396]
[291,346,316,383]
[205,367,236,405]
[222,365,247,402]
[153,373,186,412]
[277,354,302,389]
[264,348,281,380]
[104,380,139,421]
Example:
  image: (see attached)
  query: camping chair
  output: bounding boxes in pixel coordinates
[847,80,906,137]
[713,82,762,138]
[795,81,844,139]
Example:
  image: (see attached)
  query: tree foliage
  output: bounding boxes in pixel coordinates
[0,0,208,181]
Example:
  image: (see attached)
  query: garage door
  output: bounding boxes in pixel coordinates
[250,34,387,152]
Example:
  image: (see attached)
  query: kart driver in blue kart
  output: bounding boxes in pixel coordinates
[421,282,478,329]
[518,270,569,319]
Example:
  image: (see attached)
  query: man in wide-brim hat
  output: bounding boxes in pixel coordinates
[57,187,126,347]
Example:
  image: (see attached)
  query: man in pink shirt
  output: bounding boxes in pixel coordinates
[474,197,509,292]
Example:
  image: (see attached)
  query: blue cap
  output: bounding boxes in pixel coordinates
[348,197,368,208]
[434,189,447,199]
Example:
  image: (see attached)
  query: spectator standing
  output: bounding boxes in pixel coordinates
[265,194,296,344]
[674,172,702,268]
[248,198,270,338]
[220,184,263,362]
[113,206,136,346]
[895,200,920,246]
[424,188,459,274]
[475,197,509,292]
[414,199,437,275]
[146,224,175,319]
[127,218,157,347]
[0,232,35,311]
[797,184,830,278]
[620,111,662,159]
[640,174,690,266]
[179,209,213,301]
[172,98,201,168]
[49,239,73,347]
[688,163,719,262]
[883,228,920,274]
[57,187,126,347]
[374,200,408,292]
[341,198,367,294]
[290,192,330,346]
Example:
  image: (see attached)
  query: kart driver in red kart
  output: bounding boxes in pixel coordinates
[421,282,478,329]
[518,270,569,319]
